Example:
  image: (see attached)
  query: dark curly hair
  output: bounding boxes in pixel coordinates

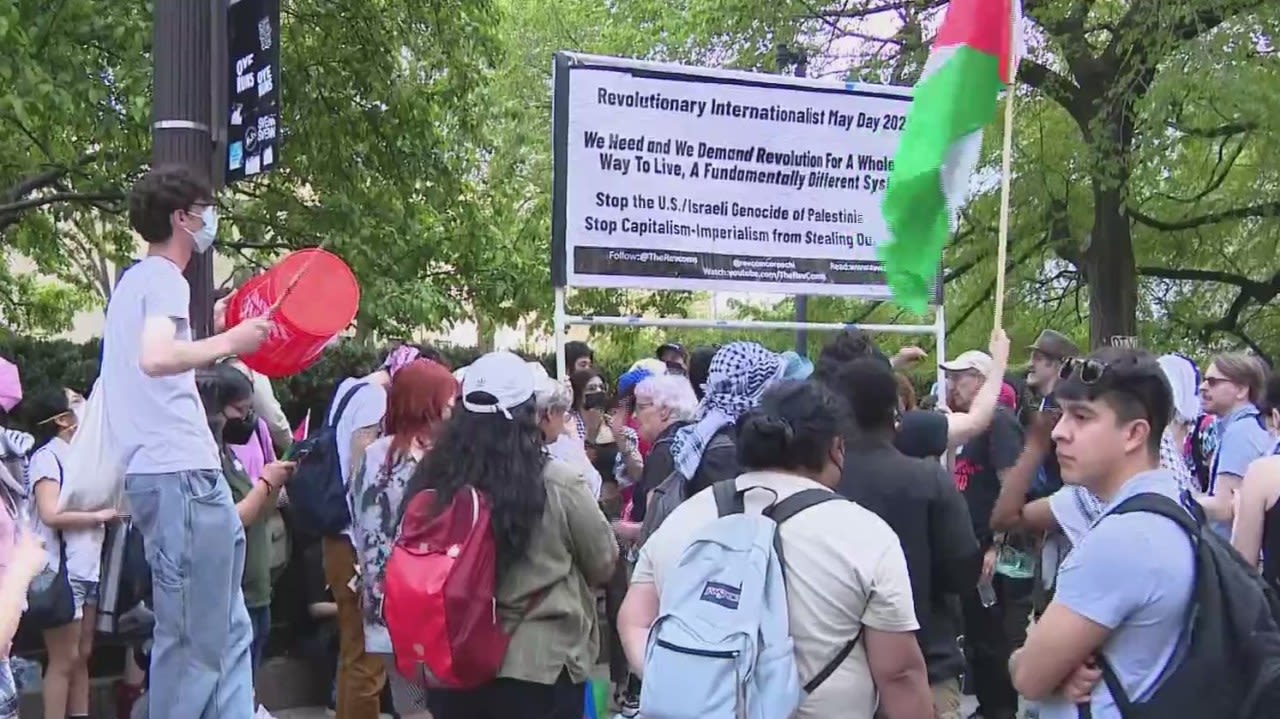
[402,395,548,573]
[813,329,891,385]
[128,165,215,243]
[738,380,849,474]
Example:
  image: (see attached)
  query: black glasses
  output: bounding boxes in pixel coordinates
[1058,357,1107,384]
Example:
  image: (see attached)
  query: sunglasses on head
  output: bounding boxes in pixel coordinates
[1058,357,1107,384]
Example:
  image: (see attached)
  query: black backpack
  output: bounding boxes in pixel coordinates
[288,382,370,537]
[1085,492,1280,719]
[639,430,736,545]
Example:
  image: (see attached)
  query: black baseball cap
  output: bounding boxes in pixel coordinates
[656,343,686,358]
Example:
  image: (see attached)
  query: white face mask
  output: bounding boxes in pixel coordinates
[191,206,218,253]
[70,403,85,427]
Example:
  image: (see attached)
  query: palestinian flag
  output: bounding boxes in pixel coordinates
[879,0,1022,314]
[293,410,310,442]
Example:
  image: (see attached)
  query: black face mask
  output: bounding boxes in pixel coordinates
[222,412,257,446]
[583,391,609,411]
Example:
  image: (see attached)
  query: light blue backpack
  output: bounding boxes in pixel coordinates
[640,480,862,719]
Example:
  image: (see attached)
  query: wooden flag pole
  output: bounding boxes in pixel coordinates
[992,84,1015,330]
[993,0,1022,331]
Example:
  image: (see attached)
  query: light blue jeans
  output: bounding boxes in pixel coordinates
[126,470,254,719]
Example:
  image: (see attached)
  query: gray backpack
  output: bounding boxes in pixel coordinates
[640,480,861,719]
[640,431,735,544]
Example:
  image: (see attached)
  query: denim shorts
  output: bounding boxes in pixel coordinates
[71,579,99,620]
[0,659,16,719]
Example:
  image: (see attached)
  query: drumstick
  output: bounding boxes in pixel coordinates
[267,236,338,316]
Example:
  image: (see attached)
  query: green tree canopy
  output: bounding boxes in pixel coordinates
[4,0,1278,365]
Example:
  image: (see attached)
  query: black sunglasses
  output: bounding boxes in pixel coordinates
[1058,357,1106,384]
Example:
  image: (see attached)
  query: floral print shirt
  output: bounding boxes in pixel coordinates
[350,436,421,654]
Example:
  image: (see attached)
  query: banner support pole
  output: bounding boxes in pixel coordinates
[554,286,568,381]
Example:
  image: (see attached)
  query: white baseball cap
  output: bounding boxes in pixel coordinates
[940,350,994,377]
[461,351,535,419]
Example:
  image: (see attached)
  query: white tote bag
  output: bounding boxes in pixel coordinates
[56,382,126,512]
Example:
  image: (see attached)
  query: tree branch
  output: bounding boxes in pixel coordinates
[819,0,944,21]
[0,191,124,218]
[1107,0,1268,78]
[1129,202,1280,231]
[3,153,99,202]
[1018,60,1088,128]
[1141,265,1280,359]
[1151,133,1246,205]
[1168,0,1269,44]
[1228,326,1270,365]
[220,239,299,252]
[1168,119,1257,138]
[1136,266,1256,287]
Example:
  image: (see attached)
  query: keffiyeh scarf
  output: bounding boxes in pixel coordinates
[669,342,786,480]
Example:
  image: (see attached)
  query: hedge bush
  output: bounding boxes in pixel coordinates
[0,332,640,434]
[1,332,944,434]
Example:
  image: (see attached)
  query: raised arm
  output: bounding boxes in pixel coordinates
[140,315,270,377]
[945,329,1011,448]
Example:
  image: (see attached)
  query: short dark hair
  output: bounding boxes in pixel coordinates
[814,329,890,384]
[829,358,899,430]
[1263,373,1280,415]
[128,165,214,243]
[564,341,593,371]
[688,345,719,400]
[737,380,848,474]
[417,344,447,369]
[24,386,74,446]
[1056,347,1172,456]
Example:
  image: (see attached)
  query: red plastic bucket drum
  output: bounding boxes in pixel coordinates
[225,249,360,378]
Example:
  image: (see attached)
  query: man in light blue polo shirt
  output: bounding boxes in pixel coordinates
[1008,348,1195,719]
[1197,352,1272,537]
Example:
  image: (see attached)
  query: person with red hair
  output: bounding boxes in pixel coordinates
[348,359,456,719]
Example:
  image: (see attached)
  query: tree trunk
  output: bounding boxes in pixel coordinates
[476,314,497,353]
[1083,184,1138,348]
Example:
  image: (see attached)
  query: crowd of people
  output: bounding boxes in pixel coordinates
[0,165,1276,719]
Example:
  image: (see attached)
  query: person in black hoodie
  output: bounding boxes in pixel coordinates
[828,358,980,719]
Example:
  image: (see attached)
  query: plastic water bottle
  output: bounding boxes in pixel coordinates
[977,577,998,608]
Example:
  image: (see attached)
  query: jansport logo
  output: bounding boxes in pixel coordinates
[700,581,741,610]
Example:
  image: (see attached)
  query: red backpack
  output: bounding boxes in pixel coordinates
[383,486,509,689]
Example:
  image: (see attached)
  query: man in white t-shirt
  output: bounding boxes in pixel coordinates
[102,165,270,719]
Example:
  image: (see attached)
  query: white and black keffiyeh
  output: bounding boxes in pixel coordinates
[669,342,786,480]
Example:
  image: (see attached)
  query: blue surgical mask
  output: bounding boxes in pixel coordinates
[192,206,218,253]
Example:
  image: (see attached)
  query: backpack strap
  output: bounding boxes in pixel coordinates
[328,382,369,430]
[765,488,841,525]
[712,479,743,517]
[764,488,856,695]
[1092,491,1203,716]
[48,453,68,565]
[1107,491,1201,535]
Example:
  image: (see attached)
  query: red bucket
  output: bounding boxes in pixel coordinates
[226,249,360,378]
